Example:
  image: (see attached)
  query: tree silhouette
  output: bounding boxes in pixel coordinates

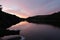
[26,12,60,27]
[0,5,25,38]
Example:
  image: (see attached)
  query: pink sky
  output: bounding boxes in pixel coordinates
[0,0,60,18]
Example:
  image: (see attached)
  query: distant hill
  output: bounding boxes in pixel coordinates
[0,10,25,29]
[26,12,60,27]
[0,6,25,37]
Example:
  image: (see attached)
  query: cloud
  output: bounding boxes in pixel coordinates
[0,0,60,17]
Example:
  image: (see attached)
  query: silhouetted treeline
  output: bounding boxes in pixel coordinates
[0,10,25,29]
[26,12,60,27]
[0,30,20,37]
[0,5,25,38]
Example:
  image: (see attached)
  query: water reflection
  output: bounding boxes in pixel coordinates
[8,21,60,40]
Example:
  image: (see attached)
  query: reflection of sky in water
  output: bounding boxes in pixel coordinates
[8,21,60,40]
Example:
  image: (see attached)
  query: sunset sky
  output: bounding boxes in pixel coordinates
[0,1,60,39]
[0,0,60,18]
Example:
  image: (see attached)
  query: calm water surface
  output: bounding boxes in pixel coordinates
[4,21,60,40]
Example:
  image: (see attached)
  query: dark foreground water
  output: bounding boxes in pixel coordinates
[3,21,60,40]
